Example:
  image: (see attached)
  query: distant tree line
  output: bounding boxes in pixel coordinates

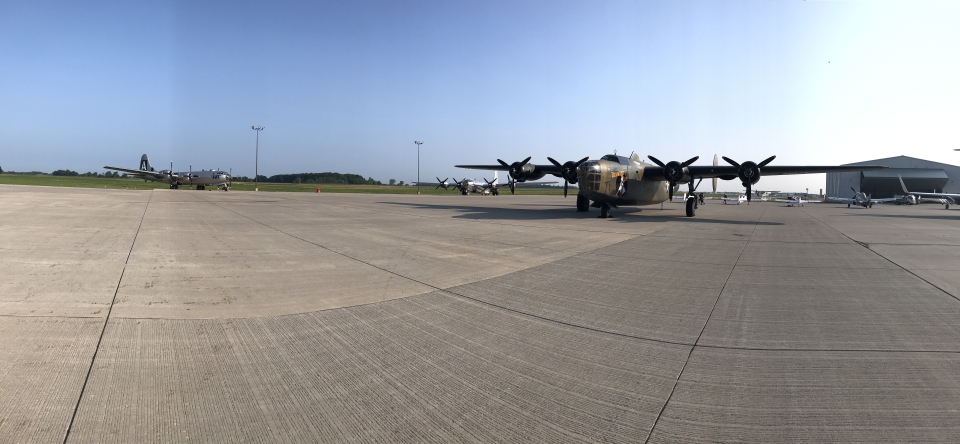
[51,170,123,178]
[251,172,383,185]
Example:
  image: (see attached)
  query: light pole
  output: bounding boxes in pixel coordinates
[252,126,264,191]
[414,141,424,194]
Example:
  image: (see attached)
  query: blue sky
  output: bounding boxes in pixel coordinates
[2,0,958,192]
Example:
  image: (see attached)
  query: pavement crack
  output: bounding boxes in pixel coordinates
[62,190,153,444]
[643,206,766,444]
[801,209,960,305]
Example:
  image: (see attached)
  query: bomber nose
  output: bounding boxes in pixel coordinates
[577,161,601,194]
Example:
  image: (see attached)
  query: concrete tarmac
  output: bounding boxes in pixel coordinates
[2,184,959,442]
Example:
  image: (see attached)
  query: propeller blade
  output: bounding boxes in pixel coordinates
[563,180,568,198]
[575,156,589,166]
[518,156,531,167]
[647,155,666,168]
[757,155,776,168]
[547,157,562,168]
[497,159,509,168]
[712,155,718,192]
[722,156,741,168]
[746,184,752,203]
[680,156,700,168]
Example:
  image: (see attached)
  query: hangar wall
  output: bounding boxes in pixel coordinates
[826,155,960,198]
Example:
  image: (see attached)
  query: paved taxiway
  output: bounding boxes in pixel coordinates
[2,184,960,442]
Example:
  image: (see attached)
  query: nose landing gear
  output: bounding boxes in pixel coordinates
[686,196,698,217]
[576,194,590,212]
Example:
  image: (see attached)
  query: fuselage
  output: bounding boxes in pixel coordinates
[151,169,229,187]
[576,154,671,206]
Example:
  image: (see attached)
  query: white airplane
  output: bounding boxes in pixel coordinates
[898,175,957,209]
[720,194,748,205]
[777,195,820,207]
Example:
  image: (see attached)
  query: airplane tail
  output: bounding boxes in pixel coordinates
[140,154,155,172]
[493,171,498,184]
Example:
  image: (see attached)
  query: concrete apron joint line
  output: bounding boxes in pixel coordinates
[62,190,154,444]
[643,206,767,444]
[799,208,960,305]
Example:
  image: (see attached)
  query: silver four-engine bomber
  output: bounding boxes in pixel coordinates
[105,154,231,190]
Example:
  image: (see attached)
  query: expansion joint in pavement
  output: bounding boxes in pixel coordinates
[643,207,767,444]
[800,209,960,305]
[62,190,153,444]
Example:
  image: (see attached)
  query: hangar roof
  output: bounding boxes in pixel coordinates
[843,155,959,170]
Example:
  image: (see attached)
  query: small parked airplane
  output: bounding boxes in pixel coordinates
[777,195,820,207]
[826,187,898,208]
[720,194,748,205]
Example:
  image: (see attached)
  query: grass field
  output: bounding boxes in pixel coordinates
[0,174,570,195]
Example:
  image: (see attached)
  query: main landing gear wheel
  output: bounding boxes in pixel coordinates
[170,184,179,189]
[848,204,851,208]
[686,197,697,217]
[576,194,590,212]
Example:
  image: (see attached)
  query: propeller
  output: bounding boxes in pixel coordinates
[506,177,517,194]
[547,156,589,197]
[721,155,776,203]
[647,155,699,199]
[712,154,718,193]
[436,177,450,190]
[497,156,532,181]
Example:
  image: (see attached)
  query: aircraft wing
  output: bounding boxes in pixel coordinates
[642,165,888,181]
[455,164,563,177]
[104,166,168,180]
[869,197,899,203]
[509,181,559,187]
[827,197,855,204]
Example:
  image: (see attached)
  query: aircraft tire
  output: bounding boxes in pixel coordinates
[599,204,610,218]
[576,194,590,212]
[686,197,696,217]
[848,204,851,208]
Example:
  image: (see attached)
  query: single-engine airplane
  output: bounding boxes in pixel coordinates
[457,153,886,218]
[777,195,820,207]
[826,187,898,208]
[105,154,231,190]
[898,174,958,209]
[720,194,748,205]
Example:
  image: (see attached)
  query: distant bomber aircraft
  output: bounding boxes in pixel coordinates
[458,153,886,218]
[421,171,556,195]
[105,154,231,190]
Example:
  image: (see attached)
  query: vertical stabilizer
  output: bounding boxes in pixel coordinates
[140,154,154,171]
[494,171,498,184]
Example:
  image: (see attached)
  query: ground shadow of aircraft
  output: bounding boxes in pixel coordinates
[380,201,783,226]
[843,213,960,221]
